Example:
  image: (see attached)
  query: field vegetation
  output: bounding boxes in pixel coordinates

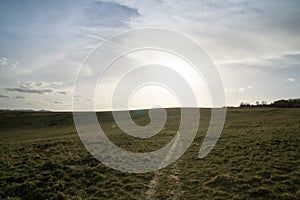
[0,108,299,199]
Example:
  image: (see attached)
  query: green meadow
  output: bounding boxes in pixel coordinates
[0,108,299,199]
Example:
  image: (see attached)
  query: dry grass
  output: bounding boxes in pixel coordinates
[0,108,299,199]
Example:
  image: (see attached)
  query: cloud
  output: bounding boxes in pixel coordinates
[238,86,253,92]
[17,69,32,74]
[15,96,25,99]
[0,57,32,86]
[56,90,71,95]
[285,78,295,82]
[18,82,45,89]
[225,85,266,93]
[284,51,300,60]
[0,0,141,87]
[224,88,234,94]
[3,81,70,95]
[5,87,53,94]
[0,57,18,69]
[216,51,300,70]
[17,81,63,89]
[115,0,300,65]
[0,0,299,110]
[73,1,140,28]
[0,95,9,98]
[53,101,64,104]
[0,57,8,66]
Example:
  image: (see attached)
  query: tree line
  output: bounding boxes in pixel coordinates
[239,98,300,108]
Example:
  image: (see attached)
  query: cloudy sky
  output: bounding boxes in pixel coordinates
[0,0,299,110]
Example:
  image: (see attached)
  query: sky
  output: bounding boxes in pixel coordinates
[0,0,299,110]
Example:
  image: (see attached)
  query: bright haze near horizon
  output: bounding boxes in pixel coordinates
[0,0,299,111]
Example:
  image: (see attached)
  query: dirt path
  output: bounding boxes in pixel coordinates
[145,132,183,200]
[145,170,161,200]
[167,161,183,200]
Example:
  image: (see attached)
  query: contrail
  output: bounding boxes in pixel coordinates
[69,30,106,41]
[68,30,125,49]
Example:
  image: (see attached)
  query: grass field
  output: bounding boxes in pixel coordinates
[0,108,299,199]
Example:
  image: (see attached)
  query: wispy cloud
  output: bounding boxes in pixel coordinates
[0,57,8,66]
[0,57,18,69]
[5,87,53,94]
[238,86,253,92]
[0,0,299,109]
[285,78,295,82]
[53,101,64,104]
[0,95,9,98]
[15,95,25,99]
[3,81,70,95]
[56,91,70,95]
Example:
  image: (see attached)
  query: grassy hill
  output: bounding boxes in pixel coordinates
[0,108,299,199]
